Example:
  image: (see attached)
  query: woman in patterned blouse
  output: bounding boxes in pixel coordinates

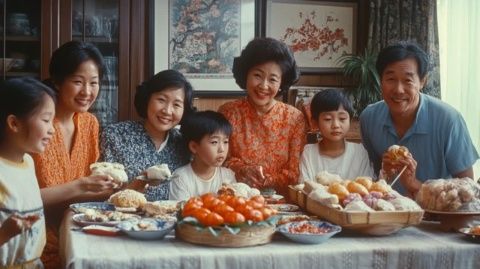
[218,37,307,196]
[100,70,194,201]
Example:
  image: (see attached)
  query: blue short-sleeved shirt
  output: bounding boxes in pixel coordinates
[360,93,478,191]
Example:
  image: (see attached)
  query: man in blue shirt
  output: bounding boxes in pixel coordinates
[360,41,479,196]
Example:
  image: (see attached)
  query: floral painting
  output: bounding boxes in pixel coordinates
[169,0,242,77]
[267,1,356,72]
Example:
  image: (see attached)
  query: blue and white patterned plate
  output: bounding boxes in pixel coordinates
[70,202,115,214]
[277,220,341,244]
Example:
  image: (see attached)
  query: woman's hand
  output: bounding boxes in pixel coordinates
[77,175,116,193]
[237,165,266,188]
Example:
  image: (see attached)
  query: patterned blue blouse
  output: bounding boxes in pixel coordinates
[100,121,190,201]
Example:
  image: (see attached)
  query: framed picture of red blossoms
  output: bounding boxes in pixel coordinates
[265,0,357,73]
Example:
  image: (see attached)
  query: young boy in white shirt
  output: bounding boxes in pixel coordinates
[169,111,236,200]
[299,89,374,182]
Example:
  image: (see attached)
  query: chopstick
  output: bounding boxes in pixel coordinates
[389,165,407,187]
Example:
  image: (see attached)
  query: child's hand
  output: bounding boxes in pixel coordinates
[1,213,40,240]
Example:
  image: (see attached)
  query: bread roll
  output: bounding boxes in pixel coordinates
[146,164,172,180]
[315,171,343,186]
[354,176,373,190]
[328,183,350,201]
[370,180,392,194]
[386,145,409,162]
[90,162,128,183]
[347,182,369,196]
[108,189,146,208]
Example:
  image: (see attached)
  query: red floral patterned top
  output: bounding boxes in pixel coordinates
[219,98,307,196]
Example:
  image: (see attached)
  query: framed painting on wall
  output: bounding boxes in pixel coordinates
[153,0,257,95]
[265,0,357,74]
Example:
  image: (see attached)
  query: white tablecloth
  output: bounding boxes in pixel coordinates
[60,213,480,269]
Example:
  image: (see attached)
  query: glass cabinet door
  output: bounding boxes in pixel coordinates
[72,0,119,127]
[0,0,41,79]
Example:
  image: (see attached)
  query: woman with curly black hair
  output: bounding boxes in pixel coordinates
[218,37,307,196]
[100,69,194,201]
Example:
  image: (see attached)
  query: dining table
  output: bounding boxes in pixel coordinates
[59,211,480,269]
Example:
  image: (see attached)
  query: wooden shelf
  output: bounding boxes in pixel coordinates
[72,36,118,44]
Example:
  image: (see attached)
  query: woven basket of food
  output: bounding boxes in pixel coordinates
[175,192,278,247]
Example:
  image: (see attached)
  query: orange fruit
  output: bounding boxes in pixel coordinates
[250,195,266,205]
[213,203,234,216]
[203,197,224,210]
[223,211,246,225]
[259,207,274,220]
[235,204,253,216]
[245,209,264,222]
[229,196,246,208]
[192,207,211,224]
[203,212,224,227]
[200,193,216,202]
[246,200,264,209]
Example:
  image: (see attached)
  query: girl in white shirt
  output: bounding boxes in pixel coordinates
[299,89,374,182]
[0,77,56,267]
[170,111,236,201]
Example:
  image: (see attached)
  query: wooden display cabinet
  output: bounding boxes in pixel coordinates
[1,0,149,126]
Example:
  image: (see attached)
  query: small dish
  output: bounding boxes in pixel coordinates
[277,220,341,244]
[70,202,115,214]
[269,204,300,212]
[82,225,120,236]
[117,219,175,240]
[459,227,480,243]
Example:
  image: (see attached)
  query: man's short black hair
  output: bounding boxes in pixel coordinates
[376,41,429,80]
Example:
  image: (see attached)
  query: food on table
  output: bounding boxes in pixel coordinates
[386,145,409,162]
[277,214,311,225]
[181,192,277,227]
[346,181,369,196]
[144,201,178,216]
[217,182,261,198]
[315,171,343,186]
[82,208,138,222]
[146,164,171,181]
[354,176,374,190]
[416,178,480,212]
[108,189,147,209]
[286,221,334,235]
[327,183,349,201]
[470,225,480,235]
[297,172,420,212]
[90,162,128,184]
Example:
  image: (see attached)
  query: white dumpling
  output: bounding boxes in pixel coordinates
[146,164,172,181]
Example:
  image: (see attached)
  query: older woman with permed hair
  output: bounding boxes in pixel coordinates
[100,69,194,201]
[218,37,307,197]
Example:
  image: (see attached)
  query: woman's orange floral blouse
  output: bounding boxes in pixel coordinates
[31,112,100,269]
[219,98,307,196]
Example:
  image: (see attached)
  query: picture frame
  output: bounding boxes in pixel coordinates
[153,0,258,95]
[264,0,357,74]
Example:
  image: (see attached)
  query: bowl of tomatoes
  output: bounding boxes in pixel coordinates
[176,193,278,247]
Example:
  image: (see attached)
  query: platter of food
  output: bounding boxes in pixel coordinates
[288,175,425,236]
[277,220,341,244]
[268,204,300,213]
[72,211,140,227]
[82,225,120,236]
[175,192,278,247]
